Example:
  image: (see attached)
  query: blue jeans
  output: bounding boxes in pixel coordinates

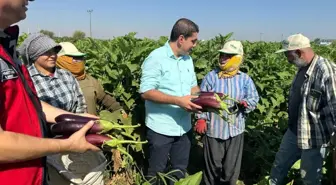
[270,129,327,185]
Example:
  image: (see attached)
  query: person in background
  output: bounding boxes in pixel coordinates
[139,18,201,185]
[56,41,126,117]
[18,33,106,185]
[194,40,259,185]
[18,33,87,114]
[270,33,336,185]
[0,0,99,185]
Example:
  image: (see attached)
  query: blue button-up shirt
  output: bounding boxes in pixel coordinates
[139,41,197,136]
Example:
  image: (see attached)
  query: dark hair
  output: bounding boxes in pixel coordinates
[170,18,199,42]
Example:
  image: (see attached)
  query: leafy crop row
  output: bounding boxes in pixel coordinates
[18,32,336,184]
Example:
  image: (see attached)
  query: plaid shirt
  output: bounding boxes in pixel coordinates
[27,64,87,113]
[294,55,336,149]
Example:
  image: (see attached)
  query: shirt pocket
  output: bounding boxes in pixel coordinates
[306,89,322,111]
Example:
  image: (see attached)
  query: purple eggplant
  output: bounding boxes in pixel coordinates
[50,120,141,136]
[55,114,98,123]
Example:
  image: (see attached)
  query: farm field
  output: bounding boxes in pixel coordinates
[18,32,336,185]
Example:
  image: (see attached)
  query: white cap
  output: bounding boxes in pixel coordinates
[57,42,86,56]
[218,40,244,56]
[275,33,311,53]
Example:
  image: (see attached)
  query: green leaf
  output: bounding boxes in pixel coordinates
[122,92,132,100]
[174,171,202,185]
[291,160,301,170]
[194,58,209,69]
[126,63,139,73]
[105,65,119,79]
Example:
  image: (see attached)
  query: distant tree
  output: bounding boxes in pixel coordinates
[313,38,321,44]
[40,30,55,38]
[72,30,86,41]
[331,40,336,47]
[54,36,75,43]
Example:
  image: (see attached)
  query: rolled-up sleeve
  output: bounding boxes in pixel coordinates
[139,56,161,93]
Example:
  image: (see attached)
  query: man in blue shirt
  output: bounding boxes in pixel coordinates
[195,40,259,185]
[139,18,201,184]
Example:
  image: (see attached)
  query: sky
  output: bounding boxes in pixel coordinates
[17,0,336,41]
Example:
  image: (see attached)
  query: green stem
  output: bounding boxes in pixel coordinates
[104,139,148,148]
[117,145,133,161]
[99,120,141,132]
[120,131,137,140]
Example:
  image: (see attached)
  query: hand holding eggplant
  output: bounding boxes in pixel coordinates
[62,121,101,153]
[176,95,202,113]
[52,113,148,161]
[191,92,240,122]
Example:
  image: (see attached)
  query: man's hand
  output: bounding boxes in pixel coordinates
[194,119,207,134]
[62,121,100,153]
[176,95,202,112]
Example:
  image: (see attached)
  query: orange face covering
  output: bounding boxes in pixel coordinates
[56,55,86,80]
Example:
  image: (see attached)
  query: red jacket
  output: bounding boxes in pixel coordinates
[0,26,49,185]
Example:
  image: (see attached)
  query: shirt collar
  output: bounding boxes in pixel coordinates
[164,40,188,61]
[0,25,19,39]
[305,55,319,78]
[29,64,60,78]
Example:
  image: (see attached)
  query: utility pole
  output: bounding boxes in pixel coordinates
[87,9,93,37]
[259,32,264,41]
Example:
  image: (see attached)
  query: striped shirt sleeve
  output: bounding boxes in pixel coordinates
[324,64,336,126]
[242,76,259,113]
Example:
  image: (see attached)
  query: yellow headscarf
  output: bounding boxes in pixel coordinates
[218,55,243,78]
[56,55,86,80]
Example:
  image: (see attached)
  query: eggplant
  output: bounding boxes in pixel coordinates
[57,133,148,160]
[198,91,225,98]
[85,134,111,146]
[50,120,141,136]
[85,134,147,147]
[191,97,221,109]
[192,94,239,116]
[55,114,98,123]
[50,121,102,136]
